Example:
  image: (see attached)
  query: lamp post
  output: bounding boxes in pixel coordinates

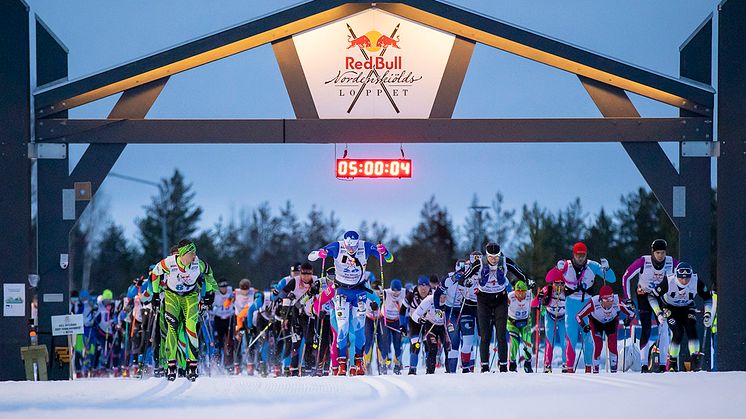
[108,172,170,258]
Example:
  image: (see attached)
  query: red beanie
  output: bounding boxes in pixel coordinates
[599,285,613,298]
[573,242,587,254]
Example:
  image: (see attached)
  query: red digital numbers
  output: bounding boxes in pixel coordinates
[336,159,412,178]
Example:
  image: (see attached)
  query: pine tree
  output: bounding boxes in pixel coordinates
[489,192,516,252]
[90,223,136,294]
[137,169,202,265]
[462,194,491,254]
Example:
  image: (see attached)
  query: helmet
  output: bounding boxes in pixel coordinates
[514,281,528,291]
[599,285,614,299]
[79,290,89,300]
[573,242,587,254]
[675,262,693,279]
[651,239,668,252]
[485,242,500,257]
[102,289,113,301]
[290,263,302,273]
[417,276,430,286]
[390,279,402,291]
[342,230,360,254]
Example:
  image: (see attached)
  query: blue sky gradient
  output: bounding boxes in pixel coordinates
[29,0,718,247]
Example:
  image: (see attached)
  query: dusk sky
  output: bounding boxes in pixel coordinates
[29,0,718,249]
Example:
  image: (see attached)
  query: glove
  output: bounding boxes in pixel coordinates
[527,278,536,289]
[203,291,214,307]
[376,243,387,255]
[417,317,427,325]
[400,326,407,335]
[537,288,546,300]
[309,281,320,296]
[454,272,464,283]
[317,248,328,259]
[370,301,379,311]
[556,260,567,271]
[464,278,474,288]
[287,292,296,301]
[623,317,631,327]
[624,299,636,311]
[579,322,590,333]
[152,293,161,307]
[703,312,713,328]
[600,258,610,270]
[271,288,279,296]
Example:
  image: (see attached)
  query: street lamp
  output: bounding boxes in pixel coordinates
[109,172,170,258]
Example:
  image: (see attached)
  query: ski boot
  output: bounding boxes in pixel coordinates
[134,363,143,379]
[481,363,490,373]
[378,363,388,375]
[352,354,365,376]
[166,360,177,381]
[393,364,402,375]
[524,360,533,373]
[499,362,508,373]
[592,365,600,374]
[154,366,165,378]
[283,366,291,377]
[337,357,348,376]
[186,360,198,382]
[641,364,649,373]
[649,345,660,372]
[272,365,281,377]
[246,362,255,376]
[544,364,552,373]
[509,361,517,372]
[408,366,417,375]
[668,357,678,372]
[689,352,704,372]
[177,367,186,378]
[585,365,593,374]
[561,364,570,373]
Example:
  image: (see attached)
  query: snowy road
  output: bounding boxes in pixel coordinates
[1,372,743,419]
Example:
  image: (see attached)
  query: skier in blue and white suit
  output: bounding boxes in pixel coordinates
[308,230,394,376]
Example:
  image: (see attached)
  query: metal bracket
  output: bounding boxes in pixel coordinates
[28,143,67,159]
[682,141,719,157]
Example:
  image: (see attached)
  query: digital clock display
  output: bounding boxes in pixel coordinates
[336,159,412,178]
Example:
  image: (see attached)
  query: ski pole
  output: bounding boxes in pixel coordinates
[573,327,586,373]
[312,258,326,373]
[534,300,541,373]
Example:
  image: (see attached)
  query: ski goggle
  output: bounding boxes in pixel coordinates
[600,295,614,303]
[343,237,359,252]
[178,242,196,257]
[676,267,693,278]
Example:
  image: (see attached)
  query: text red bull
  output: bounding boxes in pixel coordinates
[345,56,402,70]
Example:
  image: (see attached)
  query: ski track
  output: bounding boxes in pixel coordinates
[0,372,744,419]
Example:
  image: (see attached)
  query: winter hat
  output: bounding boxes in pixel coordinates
[573,242,587,254]
[514,281,528,291]
[390,279,403,291]
[418,276,430,286]
[599,285,613,298]
[651,239,668,252]
[546,269,564,284]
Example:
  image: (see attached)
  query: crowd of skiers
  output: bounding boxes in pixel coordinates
[69,232,716,380]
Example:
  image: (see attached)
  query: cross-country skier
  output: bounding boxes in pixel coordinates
[434,257,478,373]
[308,230,393,376]
[507,281,534,372]
[648,262,713,372]
[212,279,235,372]
[532,268,568,372]
[379,279,405,374]
[411,287,447,374]
[464,242,530,372]
[622,238,677,372]
[576,285,635,373]
[150,239,218,381]
[557,242,616,373]
[363,281,385,374]
[276,262,320,376]
[403,276,432,374]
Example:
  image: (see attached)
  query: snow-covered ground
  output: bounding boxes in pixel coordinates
[1,372,744,419]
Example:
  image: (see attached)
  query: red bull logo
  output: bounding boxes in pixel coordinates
[376,35,400,49]
[345,56,402,70]
[346,34,371,49]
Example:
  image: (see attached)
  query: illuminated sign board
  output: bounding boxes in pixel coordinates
[336,159,412,178]
[293,8,455,118]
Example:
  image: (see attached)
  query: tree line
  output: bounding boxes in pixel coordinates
[70,169,715,297]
